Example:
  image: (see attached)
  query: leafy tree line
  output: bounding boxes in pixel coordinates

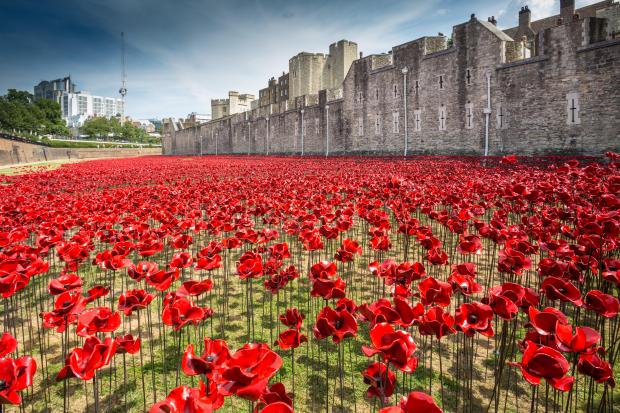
[0,89,70,136]
[0,89,159,144]
[80,117,160,144]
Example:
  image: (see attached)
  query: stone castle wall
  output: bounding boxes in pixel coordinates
[0,138,161,166]
[164,13,620,157]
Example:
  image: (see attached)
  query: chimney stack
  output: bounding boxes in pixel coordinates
[560,0,575,23]
[488,16,498,26]
[519,6,531,29]
[359,51,363,59]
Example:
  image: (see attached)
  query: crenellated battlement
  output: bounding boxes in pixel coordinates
[163,1,619,157]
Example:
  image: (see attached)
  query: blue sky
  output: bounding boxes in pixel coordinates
[0,0,601,119]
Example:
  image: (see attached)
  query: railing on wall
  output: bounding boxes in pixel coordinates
[0,132,52,147]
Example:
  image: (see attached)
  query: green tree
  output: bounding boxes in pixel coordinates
[0,89,70,137]
[81,117,112,139]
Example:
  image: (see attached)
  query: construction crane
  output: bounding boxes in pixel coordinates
[119,32,127,125]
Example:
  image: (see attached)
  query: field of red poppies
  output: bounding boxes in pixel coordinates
[0,154,618,413]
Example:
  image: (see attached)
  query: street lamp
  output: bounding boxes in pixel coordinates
[325,105,330,157]
[266,117,270,155]
[402,67,409,157]
[300,109,305,156]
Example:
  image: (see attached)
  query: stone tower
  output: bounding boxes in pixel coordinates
[324,40,358,91]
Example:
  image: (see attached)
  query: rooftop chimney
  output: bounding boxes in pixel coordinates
[488,16,497,26]
[360,51,363,59]
[560,0,575,23]
[519,6,531,29]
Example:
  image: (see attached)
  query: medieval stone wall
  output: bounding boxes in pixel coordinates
[164,12,620,157]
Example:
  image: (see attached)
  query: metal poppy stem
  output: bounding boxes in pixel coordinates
[93,371,99,412]
[438,339,445,410]
[137,312,147,408]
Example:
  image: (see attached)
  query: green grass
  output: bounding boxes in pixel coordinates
[0,212,615,412]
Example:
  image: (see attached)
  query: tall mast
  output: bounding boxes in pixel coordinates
[119,32,127,125]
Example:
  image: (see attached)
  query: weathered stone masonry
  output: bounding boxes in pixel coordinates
[163,2,620,157]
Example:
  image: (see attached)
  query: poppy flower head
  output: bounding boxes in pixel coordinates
[313,306,358,344]
[362,362,396,402]
[220,343,283,401]
[455,302,494,337]
[508,340,574,392]
[417,277,453,307]
[279,308,304,329]
[362,323,418,373]
[583,290,619,318]
[416,307,456,340]
[237,252,264,280]
[0,356,36,405]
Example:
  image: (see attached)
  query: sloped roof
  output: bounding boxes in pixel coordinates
[503,0,613,38]
[477,19,515,41]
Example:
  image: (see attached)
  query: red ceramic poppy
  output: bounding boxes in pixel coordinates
[171,233,193,250]
[541,276,583,306]
[76,307,122,337]
[527,306,569,336]
[582,290,619,318]
[334,238,362,262]
[48,273,83,295]
[56,336,117,381]
[85,285,109,303]
[555,324,600,353]
[114,334,141,354]
[41,290,87,332]
[127,261,159,282]
[146,267,180,292]
[258,402,294,413]
[279,308,304,329]
[416,307,456,340]
[498,244,531,275]
[149,380,224,412]
[237,251,264,280]
[182,338,230,377]
[508,340,574,392]
[417,276,452,307]
[0,332,17,357]
[457,234,482,255]
[0,356,36,404]
[311,276,346,300]
[362,361,396,402]
[118,289,155,316]
[255,382,293,412]
[170,251,193,269]
[484,282,538,320]
[455,302,494,337]
[426,248,448,265]
[162,297,210,331]
[378,390,442,413]
[177,279,213,297]
[220,343,282,401]
[577,351,616,388]
[313,306,358,344]
[310,261,337,279]
[275,329,307,350]
[362,323,418,373]
[194,254,222,271]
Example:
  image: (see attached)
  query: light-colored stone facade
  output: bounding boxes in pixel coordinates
[288,40,358,100]
[211,91,256,120]
[164,2,619,157]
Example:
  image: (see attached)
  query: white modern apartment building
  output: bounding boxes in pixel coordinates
[60,91,124,127]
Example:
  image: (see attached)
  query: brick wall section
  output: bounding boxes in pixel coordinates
[0,138,161,166]
[163,15,620,157]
